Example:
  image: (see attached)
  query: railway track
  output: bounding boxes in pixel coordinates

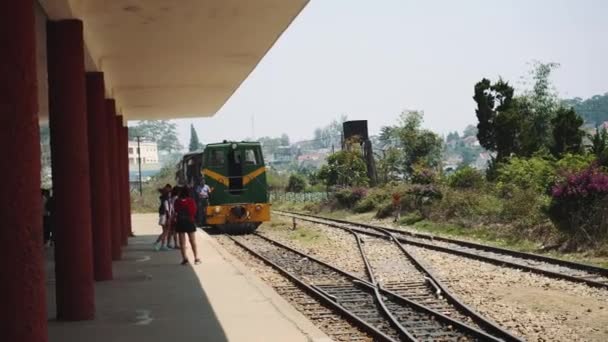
[227,233,520,341]
[275,211,608,290]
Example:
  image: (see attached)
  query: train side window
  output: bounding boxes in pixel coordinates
[244,149,257,165]
[209,150,225,167]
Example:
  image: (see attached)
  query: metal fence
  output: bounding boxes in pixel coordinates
[270,191,329,203]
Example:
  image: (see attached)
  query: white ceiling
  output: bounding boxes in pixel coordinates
[38,0,308,120]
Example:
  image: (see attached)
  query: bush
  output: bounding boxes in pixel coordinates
[410,164,437,184]
[496,156,556,195]
[286,174,307,193]
[555,153,596,177]
[447,167,484,189]
[334,187,367,208]
[353,187,392,213]
[407,184,442,218]
[353,198,377,213]
[375,200,395,219]
[548,166,608,243]
[500,187,550,227]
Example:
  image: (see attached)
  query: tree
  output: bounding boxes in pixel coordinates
[551,107,584,157]
[522,62,561,151]
[189,124,202,152]
[473,78,516,161]
[460,148,478,168]
[313,115,347,149]
[397,111,443,173]
[378,126,399,149]
[588,127,608,166]
[446,131,459,142]
[563,93,608,126]
[376,111,442,179]
[462,124,477,137]
[286,174,307,193]
[317,150,368,187]
[128,120,183,152]
[377,147,404,183]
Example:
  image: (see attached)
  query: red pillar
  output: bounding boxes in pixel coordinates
[0,0,47,340]
[115,115,127,246]
[106,99,122,260]
[123,127,134,237]
[47,19,95,320]
[86,72,113,281]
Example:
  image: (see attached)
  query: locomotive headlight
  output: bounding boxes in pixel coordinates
[255,205,262,211]
[214,206,221,214]
[231,143,237,149]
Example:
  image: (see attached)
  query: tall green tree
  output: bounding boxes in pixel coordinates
[188,124,202,152]
[588,127,608,166]
[522,62,561,151]
[128,120,183,152]
[473,78,516,161]
[550,107,584,157]
[474,63,564,161]
[380,111,443,176]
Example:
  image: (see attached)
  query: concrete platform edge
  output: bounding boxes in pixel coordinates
[203,230,332,342]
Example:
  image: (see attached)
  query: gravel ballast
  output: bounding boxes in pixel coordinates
[261,216,608,341]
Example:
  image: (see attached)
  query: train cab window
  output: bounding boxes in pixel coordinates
[244,149,257,165]
[209,150,225,167]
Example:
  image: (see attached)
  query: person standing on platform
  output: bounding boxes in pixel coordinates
[153,184,172,251]
[197,179,212,227]
[167,186,180,249]
[174,187,201,265]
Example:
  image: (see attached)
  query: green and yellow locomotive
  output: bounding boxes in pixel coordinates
[176,141,270,233]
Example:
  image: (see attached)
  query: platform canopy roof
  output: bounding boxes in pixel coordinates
[38,0,308,121]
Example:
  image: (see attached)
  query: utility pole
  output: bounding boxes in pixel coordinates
[136,136,143,196]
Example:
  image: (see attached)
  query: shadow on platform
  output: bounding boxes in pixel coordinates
[45,233,228,342]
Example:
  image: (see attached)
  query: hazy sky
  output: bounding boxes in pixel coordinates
[170,0,608,147]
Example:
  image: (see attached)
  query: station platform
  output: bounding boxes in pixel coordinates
[46,214,330,342]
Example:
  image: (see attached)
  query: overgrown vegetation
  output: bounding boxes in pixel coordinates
[276,62,608,257]
[130,165,176,213]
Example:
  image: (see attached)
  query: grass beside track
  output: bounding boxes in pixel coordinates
[272,201,608,269]
[264,219,327,247]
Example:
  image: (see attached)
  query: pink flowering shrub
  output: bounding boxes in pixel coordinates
[548,166,608,242]
[551,167,608,199]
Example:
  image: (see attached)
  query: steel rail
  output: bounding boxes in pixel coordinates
[352,233,417,341]
[227,234,397,342]
[276,210,608,290]
[243,233,513,341]
[294,213,521,341]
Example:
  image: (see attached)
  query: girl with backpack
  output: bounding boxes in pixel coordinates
[174,187,201,265]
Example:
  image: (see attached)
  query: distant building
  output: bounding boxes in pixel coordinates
[472,151,493,170]
[297,152,328,168]
[462,135,480,147]
[270,146,293,164]
[128,141,159,166]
